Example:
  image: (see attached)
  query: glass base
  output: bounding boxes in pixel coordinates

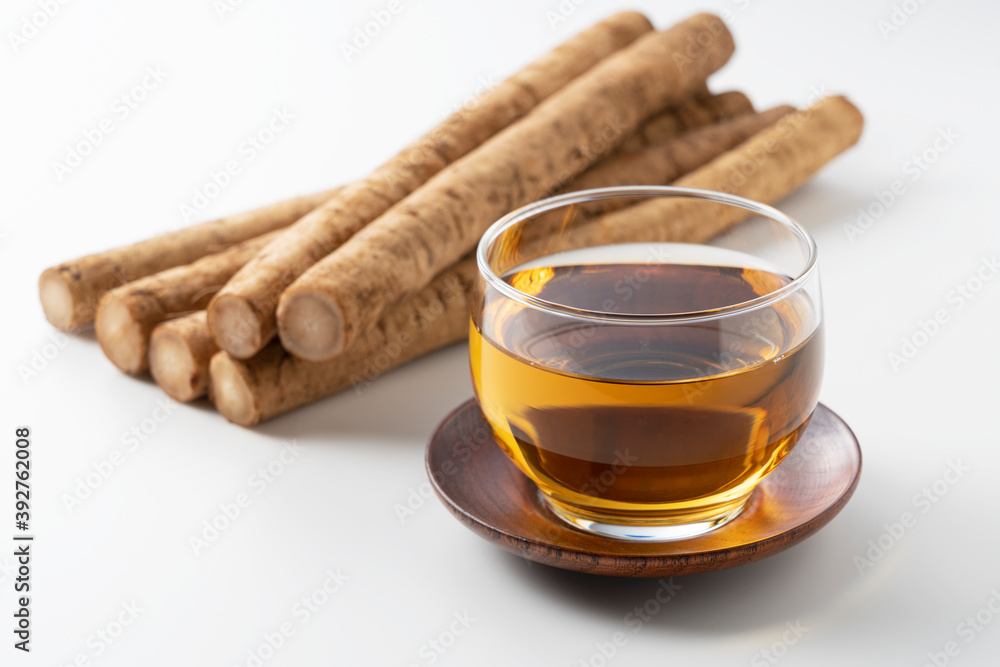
[540,492,750,542]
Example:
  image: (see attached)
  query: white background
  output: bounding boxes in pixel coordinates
[3,0,1000,665]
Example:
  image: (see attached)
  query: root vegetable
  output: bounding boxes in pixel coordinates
[514,106,795,253]
[95,231,277,374]
[207,12,655,359]
[568,105,794,193]
[549,96,865,251]
[278,13,736,362]
[39,187,338,330]
[619,90,753,153]
[149,312,218,402]
[154,108,788,401]
[209,96,863,426]
[211,259,477,426]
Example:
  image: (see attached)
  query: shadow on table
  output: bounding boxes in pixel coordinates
[251,344,473,443]
[778,179,861,237]
[491,499,878,636]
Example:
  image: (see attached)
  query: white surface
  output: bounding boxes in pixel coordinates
[3,0,1000,665]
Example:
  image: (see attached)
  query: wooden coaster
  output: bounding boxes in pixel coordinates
[426,399,861,577]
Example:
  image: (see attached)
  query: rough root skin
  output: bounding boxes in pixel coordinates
[281,13,736,361]
[211,259,478,426]
[208,96,864,425]
[206,12,655,359]
[37,188,338,330]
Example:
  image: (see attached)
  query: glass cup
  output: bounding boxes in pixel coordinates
[470,186,823,540]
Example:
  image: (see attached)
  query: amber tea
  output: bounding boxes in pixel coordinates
[472,243,822,539]
[472,187,824,540]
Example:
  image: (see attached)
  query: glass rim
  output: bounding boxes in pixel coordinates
[475,186,819,324]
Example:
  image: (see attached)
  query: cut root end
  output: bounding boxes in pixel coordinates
[209,352,259,426]
[38,269,76,330]
[208,294,264,359]
[277,289,345,362]
[95,296,147,374]
[149,330,200,402]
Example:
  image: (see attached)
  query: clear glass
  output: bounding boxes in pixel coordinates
[470,186,824,541]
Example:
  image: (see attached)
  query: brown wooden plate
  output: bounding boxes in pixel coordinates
[426,399,862,577]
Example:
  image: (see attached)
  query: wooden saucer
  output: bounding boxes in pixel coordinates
[426,400,861,577]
